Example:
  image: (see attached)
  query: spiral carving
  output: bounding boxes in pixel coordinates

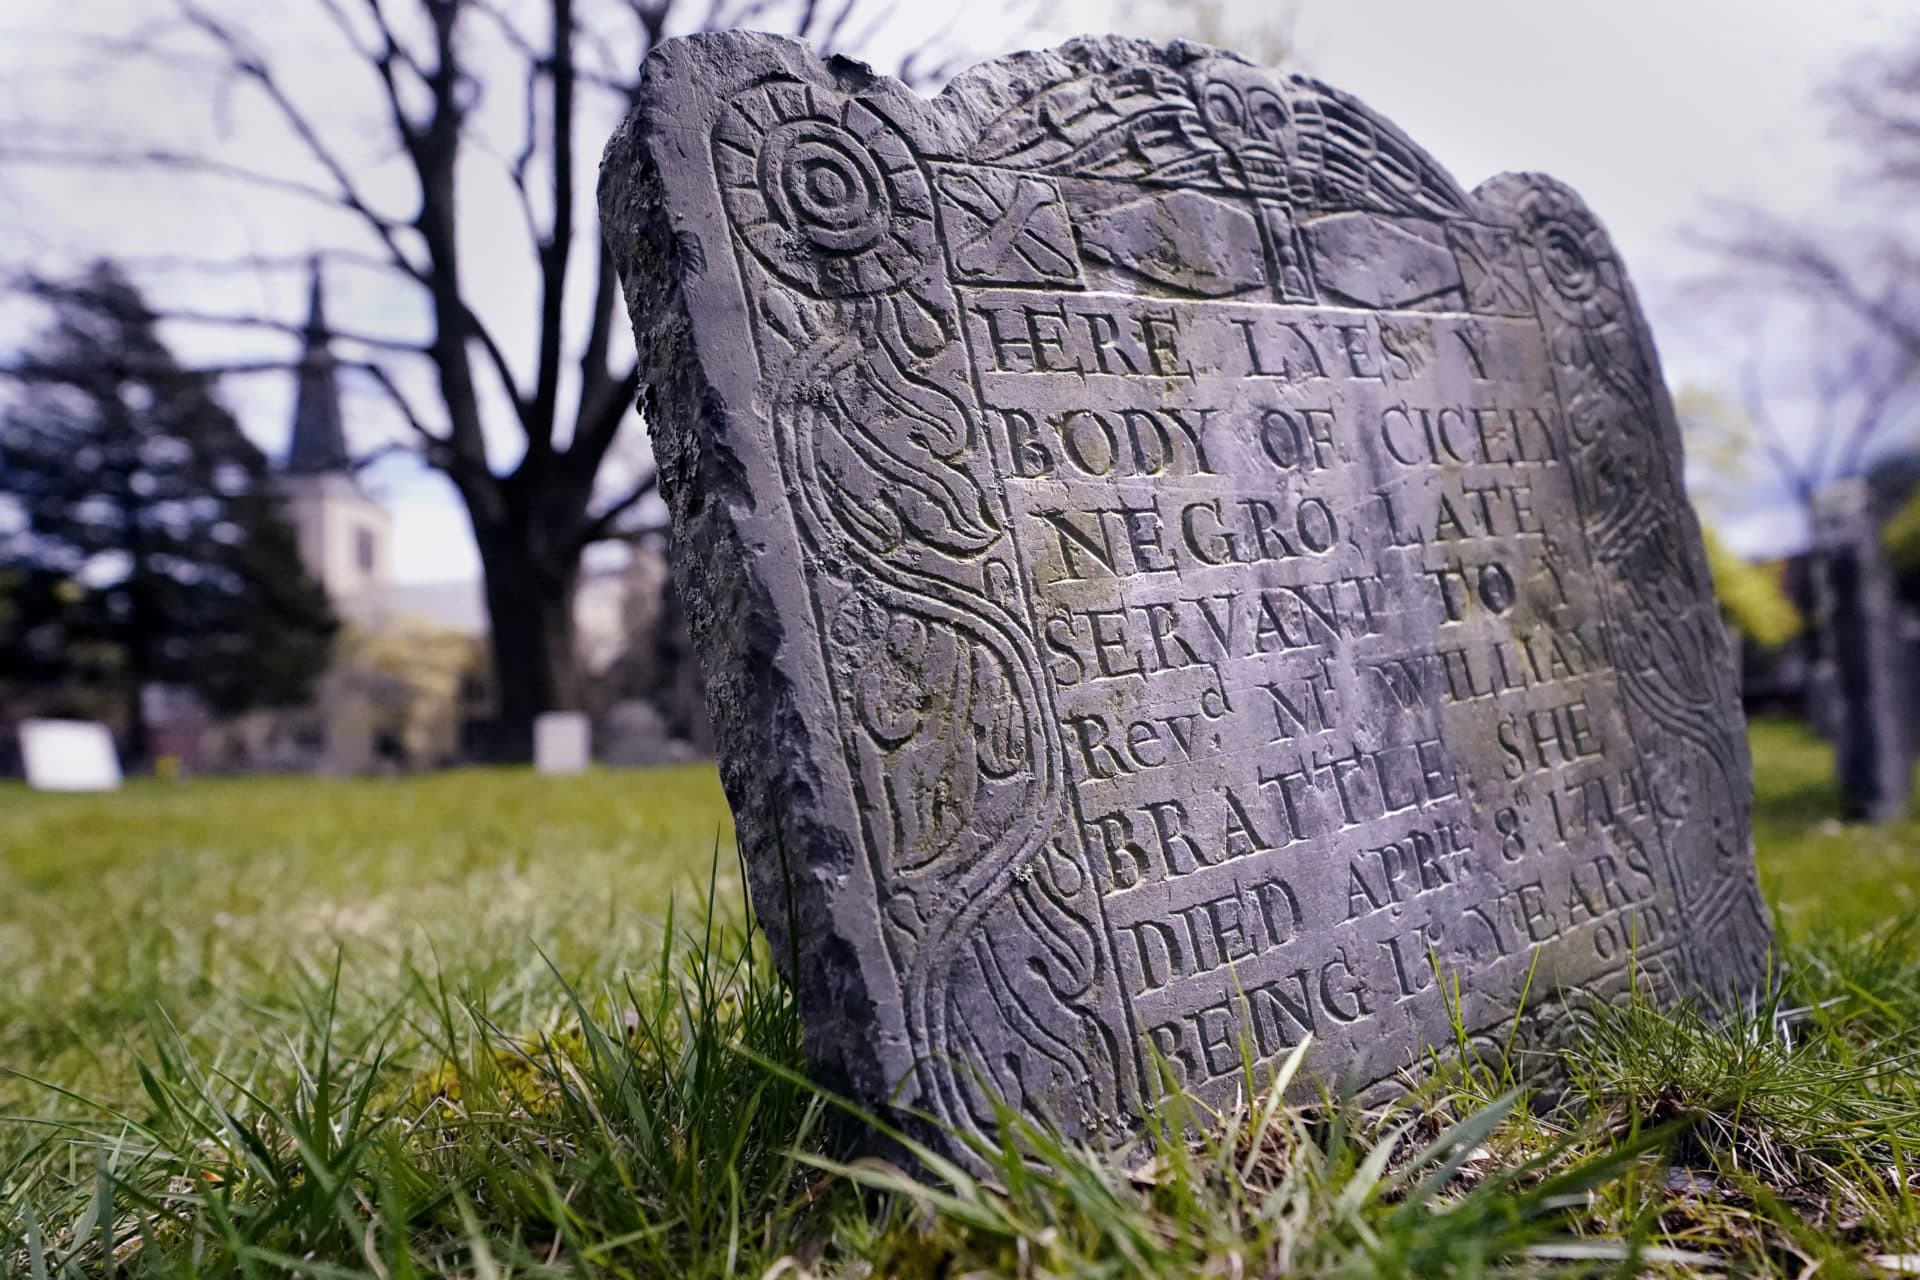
[1512,184,1628,333]
[714,83,937,297]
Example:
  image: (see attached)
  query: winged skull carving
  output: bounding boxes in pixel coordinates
[967,52,1470,221]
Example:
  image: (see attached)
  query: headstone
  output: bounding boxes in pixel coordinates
[533,711,592,776]
[602,34,1774,1152]
[600,699,700,767]
[20,719,123,792]
[1810,479,1914,821]
[607,545,717,752]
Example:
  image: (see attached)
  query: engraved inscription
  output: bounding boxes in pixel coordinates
[605,32,1774,1160]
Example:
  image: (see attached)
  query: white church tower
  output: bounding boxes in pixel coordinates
[281,261,391,621]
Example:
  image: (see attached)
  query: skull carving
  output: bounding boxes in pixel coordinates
[1186,58,1296,195]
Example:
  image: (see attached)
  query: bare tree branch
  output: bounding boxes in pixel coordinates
[346,360,449,451]
[1735,352,1818,510]
[1699,208,1920,359]
[1692,44,1920,514]
[575,464,661,549]
[116,248,405,279]
[531,0,578,454]
[154,307,432,355]
[570,362,641,485]
[0,145,420,264]
[1,346,448,463]
[348,438,425,472]
[171,0,429,281]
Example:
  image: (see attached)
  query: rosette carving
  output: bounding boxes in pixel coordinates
[715,82,938,297]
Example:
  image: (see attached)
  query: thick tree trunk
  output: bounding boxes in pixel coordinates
[124,680,150,771]
[122,524,152,771]
[473,523,582,762]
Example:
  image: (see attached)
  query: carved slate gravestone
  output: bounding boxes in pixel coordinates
[1810,479,1914,822]
[601,33,1774,1150]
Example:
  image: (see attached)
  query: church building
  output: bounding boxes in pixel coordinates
[228,261,695,771]
[282,265,393,622]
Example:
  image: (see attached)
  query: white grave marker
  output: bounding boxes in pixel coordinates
[534,711,592,776]
[20,719,123,792]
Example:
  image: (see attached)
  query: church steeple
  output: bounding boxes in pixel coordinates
[286,258,351,476]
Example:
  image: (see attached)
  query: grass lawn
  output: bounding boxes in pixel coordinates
[3,719,1918,1276]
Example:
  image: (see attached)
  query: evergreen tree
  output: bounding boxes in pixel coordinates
[0,262,336,761]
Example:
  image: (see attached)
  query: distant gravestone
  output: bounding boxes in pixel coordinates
[602,34,1774,1151]
[533,711,592,776]
[600,700,699,767]
[20,719,123,792]
[1810,479,1914,822]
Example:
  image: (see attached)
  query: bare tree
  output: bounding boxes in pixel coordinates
[1691,28,1920,514]
[2,0,985,756]
[1679,308,1919,520]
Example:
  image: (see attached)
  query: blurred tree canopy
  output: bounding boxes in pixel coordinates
[1700,525,1801,650]
[1675,387,1805,648]
[1884,489,1920,578]
[0,263,336,757]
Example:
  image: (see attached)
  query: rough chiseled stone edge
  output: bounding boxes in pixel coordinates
[599,42,897,1111]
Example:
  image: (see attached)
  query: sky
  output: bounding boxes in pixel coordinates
[1280,0,1911,554]
[1,0,1911,576]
